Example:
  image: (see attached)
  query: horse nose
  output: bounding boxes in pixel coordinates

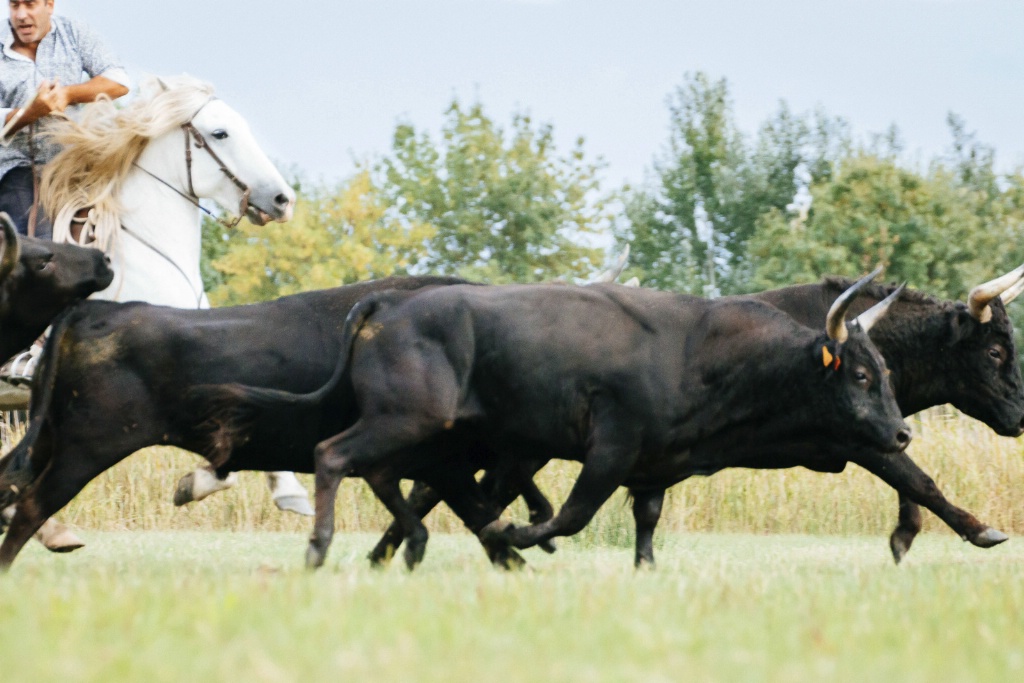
[274,193,291,207]
[895,427,912,451]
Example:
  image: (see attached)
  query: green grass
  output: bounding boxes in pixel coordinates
[1,531,1022,682]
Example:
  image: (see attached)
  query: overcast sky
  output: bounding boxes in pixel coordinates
[56,0,1024,189]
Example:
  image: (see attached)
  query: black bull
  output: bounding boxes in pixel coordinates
[375,274,1024,567]
[298,279,921,569]
[0,267,1018,569]
[0,214,113,364]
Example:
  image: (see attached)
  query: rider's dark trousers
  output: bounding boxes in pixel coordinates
[0,166,52,239]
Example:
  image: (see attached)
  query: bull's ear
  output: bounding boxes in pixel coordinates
[948,305,975,344]
[820,340,842,372]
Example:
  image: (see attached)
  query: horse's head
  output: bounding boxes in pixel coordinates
[187,99,296,226]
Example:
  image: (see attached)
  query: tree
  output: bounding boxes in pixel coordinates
[206,170,434,306]
[376,100,609,283]
[621,73,850,295]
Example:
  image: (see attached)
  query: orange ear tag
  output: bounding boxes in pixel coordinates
[822,345,833,368]
[832,356,841,371]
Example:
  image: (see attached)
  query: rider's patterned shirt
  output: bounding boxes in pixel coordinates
[0,16,130,179]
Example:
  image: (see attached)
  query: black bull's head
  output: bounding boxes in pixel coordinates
[0,213,114,363]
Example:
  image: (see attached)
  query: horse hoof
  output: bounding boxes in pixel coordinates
[539,539,557,554]
[635,557,656,571]
[172,473,196,506]
[274,495,314,517]
[43,529,85,554]
[971,528,1009,548]
[305,544,327,570]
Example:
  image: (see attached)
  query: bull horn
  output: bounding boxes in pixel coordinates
[1000,277,1024,306]
[0,212,20,282]
[854,283,906,334]
[591,245,630,283]
[968,262,1024,323]
[623,277,640,288]
[825,266,883,343]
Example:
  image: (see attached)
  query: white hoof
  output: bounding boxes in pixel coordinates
[274,495,314,516]
[36,518,85,553]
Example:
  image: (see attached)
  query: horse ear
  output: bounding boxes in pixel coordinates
[156,78,170,92]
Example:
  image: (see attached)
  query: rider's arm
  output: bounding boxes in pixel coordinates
[63,75,129,106]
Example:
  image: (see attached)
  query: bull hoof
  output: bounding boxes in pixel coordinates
[403,537,427,571]
[305,544,327,570]
[172,472,196,507]
[970,528,1009,548]
[480,518,515,544]
[273,495,314,517]
[42,529,85,554]
[367,543,398,569]
[635,556,656,571]
[889,530,916,565]
[491,547,527,571]
[539,539,557,554]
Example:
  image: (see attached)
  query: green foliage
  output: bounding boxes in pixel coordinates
[376,100,609,283]
[206,171,435,306]
[620,73,849,295]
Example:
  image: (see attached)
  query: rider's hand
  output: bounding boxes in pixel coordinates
[25,80,70,118]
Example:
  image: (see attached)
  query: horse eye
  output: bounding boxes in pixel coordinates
[211,130,229,140]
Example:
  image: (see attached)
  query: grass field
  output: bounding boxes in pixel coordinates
[1,531,1022,682]
[2,411,1023,681]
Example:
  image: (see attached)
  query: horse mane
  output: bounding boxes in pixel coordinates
[40,75,216,252]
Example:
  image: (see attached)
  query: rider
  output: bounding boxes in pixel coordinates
[0,0,129,239]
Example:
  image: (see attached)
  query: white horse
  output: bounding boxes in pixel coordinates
[40,75,312,523]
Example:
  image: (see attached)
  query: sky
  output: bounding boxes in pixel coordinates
[55,0,1024,190]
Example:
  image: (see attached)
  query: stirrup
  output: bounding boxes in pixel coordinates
[0,348,38,387]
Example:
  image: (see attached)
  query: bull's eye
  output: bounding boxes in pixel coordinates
[211,130,229,140]
[35,256,53,271]
[988,345,1006,365]
[853,367,872,387]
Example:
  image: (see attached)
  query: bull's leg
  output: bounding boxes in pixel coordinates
[306,466,343,571]
[854,451,1007,550]
[309,416,442,570]
[487,417,640,550]
[427,472,526,571]
[265,472,314,516]
[172,466,238,506]
[631,488,665,569]
[0,462,100,571]
[2,505,85,552]
[477,459,557,553]
[367,481,442,568]
[363,473,432,571]
[889,492,923,564]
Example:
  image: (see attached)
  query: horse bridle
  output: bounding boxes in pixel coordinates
[181,98,252,229]
[120,97,260,308]
[132,97,261,231]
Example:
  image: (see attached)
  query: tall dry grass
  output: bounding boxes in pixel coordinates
[5,409,1024,541]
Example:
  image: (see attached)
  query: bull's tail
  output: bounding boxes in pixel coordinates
[0,306,79,507]
[186,292,395,465]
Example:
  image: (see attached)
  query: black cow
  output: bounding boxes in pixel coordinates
[0,275,552,570]
[0,212,114,549]
[282,272,957,569]
[373,268,1024,568]
[0,215,113,363]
